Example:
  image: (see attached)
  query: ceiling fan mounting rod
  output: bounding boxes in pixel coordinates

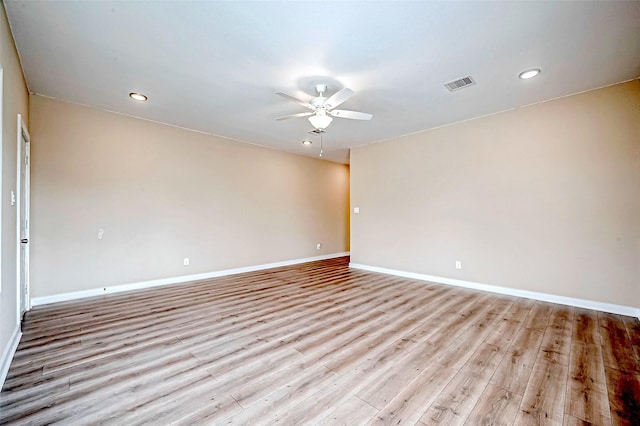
[315,84,328,96]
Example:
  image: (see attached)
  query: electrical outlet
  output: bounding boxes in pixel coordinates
[455,261,462,269]
[316,243,322,250]
[183,257,190,266]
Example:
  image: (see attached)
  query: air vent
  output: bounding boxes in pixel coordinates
[444,76,476,92]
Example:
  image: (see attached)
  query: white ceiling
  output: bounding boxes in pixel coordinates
[5,1,640,163]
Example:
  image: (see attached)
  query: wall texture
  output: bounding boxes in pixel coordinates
[29,96,349,297]
[351,81,640,308]
[0,4,29,372]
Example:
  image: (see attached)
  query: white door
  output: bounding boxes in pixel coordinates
[17,114,31,315]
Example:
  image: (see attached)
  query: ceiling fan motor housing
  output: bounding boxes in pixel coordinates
[311,97,328,108]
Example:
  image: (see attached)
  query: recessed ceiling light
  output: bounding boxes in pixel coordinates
[129,92,148,102]
[302,140,312,146]
[519,68,541,80]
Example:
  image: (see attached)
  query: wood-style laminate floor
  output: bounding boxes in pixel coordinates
[1,257,639,425]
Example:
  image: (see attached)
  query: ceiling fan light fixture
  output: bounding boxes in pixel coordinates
[308,114,333,130]
[129,92,148,101]
[519,68,541,79]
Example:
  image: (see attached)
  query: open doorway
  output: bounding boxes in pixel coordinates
[17,114,30,317]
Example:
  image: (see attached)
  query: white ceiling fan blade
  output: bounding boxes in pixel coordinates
[276,112,314,121]
[323,88,354,110]
[329,109,372,120]
[276,92,314,109]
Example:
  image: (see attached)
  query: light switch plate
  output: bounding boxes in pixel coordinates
[353,207,360,214]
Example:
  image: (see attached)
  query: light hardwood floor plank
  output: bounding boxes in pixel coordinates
[368,361,458,426]
[319,395,378,426]
[489,326,545,396]
[565,341,611,425]
[602,367,640,426]
[523,302,556,331]
[465,383,522,426]
[573,309,601,345]
[2,256,638,425]
[621,316,640,364]
[514,358,568,425]
[563,413,605,426]
[420,369,488,426]
[598,312,639,374]
[539,306,575,366]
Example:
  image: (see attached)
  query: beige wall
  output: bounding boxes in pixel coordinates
[29,96,349,297]
[1,4,29,364]
[351,81,640,308]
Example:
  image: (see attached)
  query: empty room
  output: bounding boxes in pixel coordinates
[1,1,639,425]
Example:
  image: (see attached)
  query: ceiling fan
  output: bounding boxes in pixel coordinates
[276,84,372,130]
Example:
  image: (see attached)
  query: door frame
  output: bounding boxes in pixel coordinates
[0,67,3,298]
[16,113,31,316]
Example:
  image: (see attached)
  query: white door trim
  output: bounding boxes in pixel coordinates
[0,68,3,296]
[16,113,31,316]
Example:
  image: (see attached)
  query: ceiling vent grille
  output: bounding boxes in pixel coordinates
[444,76,476,92]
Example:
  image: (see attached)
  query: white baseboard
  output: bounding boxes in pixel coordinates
[31,252,350,307]
[1,325,22,390]
[350,263,640,319]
